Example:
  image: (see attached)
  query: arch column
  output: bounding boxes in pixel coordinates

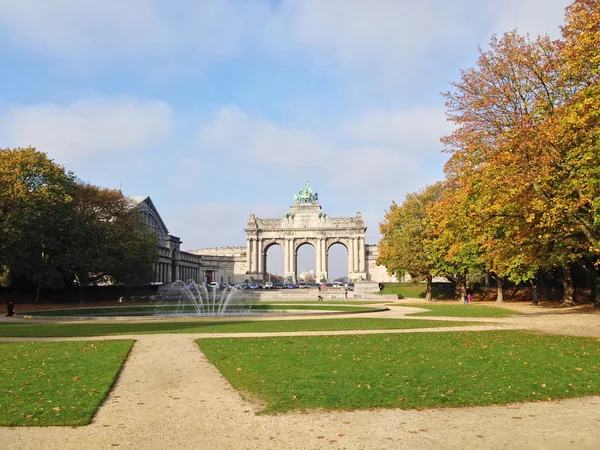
[321,240,328,281]
[253,238,258,278]
[353,238,359,276]
[316,239,322,280]
[290,240,297,282]
[283,239,289,276]
[359,237,365,273]
[246,238,252,274]
[258,239,264,280]
[348,239,354,275]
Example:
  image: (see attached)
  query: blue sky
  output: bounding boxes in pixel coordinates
[0,0,570,279]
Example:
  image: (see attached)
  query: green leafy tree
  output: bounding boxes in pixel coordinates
[0,148,159,301]
[378,183,444,301]
[68,183,158,291]
[0,147,77,300]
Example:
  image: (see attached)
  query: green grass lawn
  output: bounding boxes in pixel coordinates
[0,318,478,338]
[379,283,456,299]
[0,340,134,426]
[396,303,523,318]
[380,284,426,298]
[24,303,378,317]
[196,330,600,414]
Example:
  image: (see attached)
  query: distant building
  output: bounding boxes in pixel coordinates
[132,190,403,285]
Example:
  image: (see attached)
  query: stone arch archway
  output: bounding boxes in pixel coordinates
[326,240,350,282]
[294,240,317,283]
[245,186,367,283]
[263,241,285,282]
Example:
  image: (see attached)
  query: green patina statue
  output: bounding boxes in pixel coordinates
[293,181,319,203]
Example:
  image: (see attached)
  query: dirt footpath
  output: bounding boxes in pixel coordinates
[1,303,600,449]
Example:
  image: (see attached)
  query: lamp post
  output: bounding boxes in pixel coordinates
[268,251,271,283]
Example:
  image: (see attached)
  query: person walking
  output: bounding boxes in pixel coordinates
[6,301,15,317]
[463,291,469,304]
[467,292,472,303]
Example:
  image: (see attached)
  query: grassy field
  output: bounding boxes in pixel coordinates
[24,303,379,317]
[380,284,426,298]
[397,303,523,318]
[380,283,455,299]
[196,330,600,414]
[0,318,478,338]
[0,340,134,426]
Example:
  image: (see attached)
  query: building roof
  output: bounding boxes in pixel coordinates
[127,196,169,235]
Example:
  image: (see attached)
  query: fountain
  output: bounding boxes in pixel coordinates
[153,280,250,316]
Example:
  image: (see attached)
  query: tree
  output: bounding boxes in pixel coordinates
[0,148,159,301]
[0,147,77,300]
[378,183,444,301]
[440,24,595,304]
[68,184,158,290]
[424,180,483,301]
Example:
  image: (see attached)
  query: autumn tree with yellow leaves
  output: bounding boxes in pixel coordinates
[0,147,158,301]
[379,0,600,305]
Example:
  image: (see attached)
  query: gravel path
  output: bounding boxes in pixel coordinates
[1,301,599,449]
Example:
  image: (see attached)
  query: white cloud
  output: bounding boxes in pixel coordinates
[0,0,266,62]
[265,0,475,71]
[262,0,570,80]
[346,107,452,150]
[0,97,174,163]
[167,200,286,251]
[0,1,571,76]
[486,0,569,38]
[198,106,337,167]
[197,105,450,205]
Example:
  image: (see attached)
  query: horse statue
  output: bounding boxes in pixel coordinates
[293,181,318,203]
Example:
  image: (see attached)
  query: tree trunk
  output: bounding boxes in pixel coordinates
[78,285,86,306]
[35,281,41,304]
[425,274,433,301]
[530,278,539,305]
[562,266,574,306]
[455,275,466,302]
[592,272,600,308]
[496,276,504,303]
[586,265,599,307]
[454,279,462,301]
[578,259,599,307]
[484,271,490,288]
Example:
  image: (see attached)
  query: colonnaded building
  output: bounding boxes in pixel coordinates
[131,183,398,286]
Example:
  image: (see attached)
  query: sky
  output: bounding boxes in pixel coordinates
[0,0,571,279]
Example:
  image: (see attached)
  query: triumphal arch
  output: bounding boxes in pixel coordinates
[244,182,367,283]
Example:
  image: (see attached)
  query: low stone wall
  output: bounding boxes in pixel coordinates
[353,281,381,294]
[238,289,396,301]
